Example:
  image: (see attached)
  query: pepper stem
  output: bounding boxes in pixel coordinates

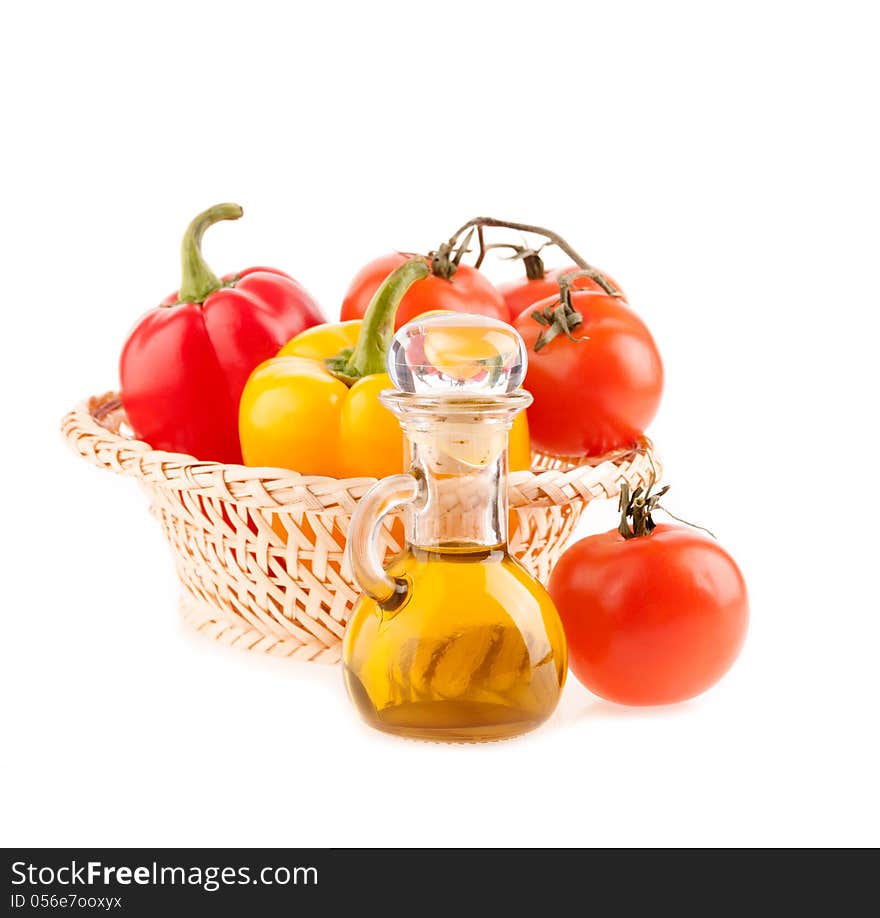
[178,203,243,304]
[339,258,430,380]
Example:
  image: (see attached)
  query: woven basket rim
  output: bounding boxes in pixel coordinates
[62,390,659,513]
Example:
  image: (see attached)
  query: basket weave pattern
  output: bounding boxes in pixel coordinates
[63,392,658,663]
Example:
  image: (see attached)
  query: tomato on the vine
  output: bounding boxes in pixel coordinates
[549,485,748,706]
[515,287,662,457]
[341,253,509,329]
[499,264,624,318]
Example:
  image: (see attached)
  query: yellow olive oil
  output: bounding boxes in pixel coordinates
[343,545,567,742]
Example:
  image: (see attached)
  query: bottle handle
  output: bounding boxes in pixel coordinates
[347,473,419,608]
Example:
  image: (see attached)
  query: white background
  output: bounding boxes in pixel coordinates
[2,1,878,847]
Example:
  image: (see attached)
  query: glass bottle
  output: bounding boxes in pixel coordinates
[343,314,567,742]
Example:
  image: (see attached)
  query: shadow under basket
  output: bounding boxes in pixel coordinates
[62,392,659,664]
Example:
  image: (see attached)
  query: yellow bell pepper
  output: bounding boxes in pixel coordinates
[239,259,531,479]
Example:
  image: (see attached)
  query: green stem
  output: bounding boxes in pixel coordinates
[178,203,243,303]
[341,258,430,379]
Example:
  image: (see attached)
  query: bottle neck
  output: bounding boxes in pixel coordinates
[380,390,532,553]
[402,414,511,551]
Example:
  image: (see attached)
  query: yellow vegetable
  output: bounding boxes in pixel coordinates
[239,260,531,479]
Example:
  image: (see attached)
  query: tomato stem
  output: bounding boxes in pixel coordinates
[530,299,586,351]
[617,480,716,540]
[177,203,243,304]
[558,267,623,299]
[481,242,547,280]
[429,228,475,280]
[523,251,546,281]
[441,216,619,293]
[529,268,631,351]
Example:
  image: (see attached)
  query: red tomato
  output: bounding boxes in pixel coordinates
[341,253,509,329]
[549,524,748,705]
[499,265,624,318]
[515,290,663,457]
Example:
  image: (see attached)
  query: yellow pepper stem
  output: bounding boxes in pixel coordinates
[341,258,430,379]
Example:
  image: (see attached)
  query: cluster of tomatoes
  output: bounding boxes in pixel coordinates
[118,205,747,709]
[340,248,664,460]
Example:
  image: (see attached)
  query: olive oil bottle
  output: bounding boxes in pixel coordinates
[344,314,567,742]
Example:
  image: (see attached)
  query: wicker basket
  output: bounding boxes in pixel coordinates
[63,391,658,663]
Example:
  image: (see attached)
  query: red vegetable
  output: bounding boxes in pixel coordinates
[549,483,748,706]
[340,252,509,329]
[120,204,324,463]
[515,276,663,457]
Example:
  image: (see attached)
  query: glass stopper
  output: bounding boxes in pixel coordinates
[389,313,527,395]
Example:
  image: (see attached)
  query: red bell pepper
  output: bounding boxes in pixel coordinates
[120,203,324,463]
